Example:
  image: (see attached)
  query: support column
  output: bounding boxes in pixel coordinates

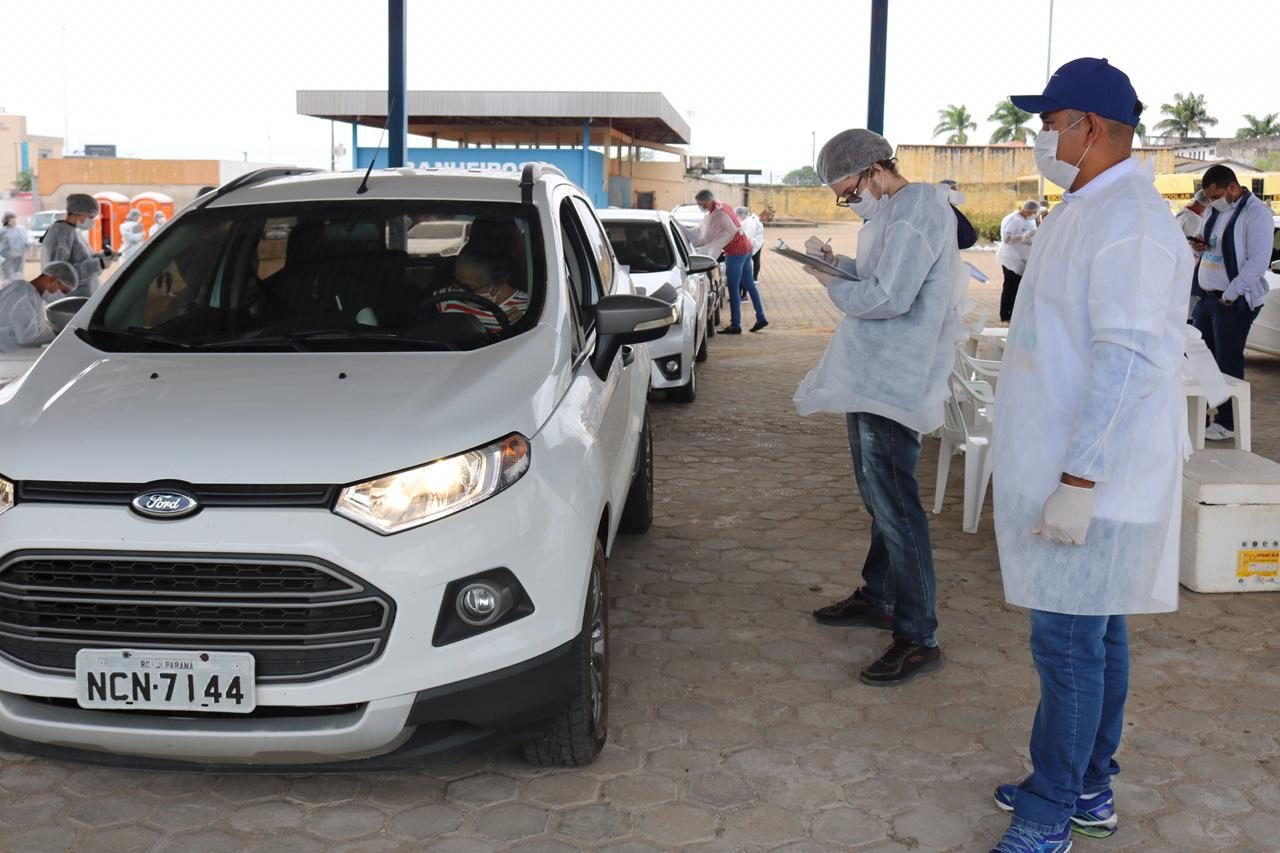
[868,0,888,134]
[581,118,591,192]
[388,0,408,167]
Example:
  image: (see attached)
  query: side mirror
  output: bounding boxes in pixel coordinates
[46,296,90,334]
[591,294,676,380]
[687,254,718,275]
[1271,259,1280,274]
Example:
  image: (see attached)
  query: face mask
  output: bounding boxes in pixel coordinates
[849,195,879,219]
[1033,115,1090,190]
[1210,196,1231,213]
[76,219,93,231]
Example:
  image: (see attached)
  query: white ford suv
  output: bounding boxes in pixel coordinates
[0,164,673,768]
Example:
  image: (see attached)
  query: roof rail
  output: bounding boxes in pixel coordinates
[519,162,568,204]
[198,167,321,208]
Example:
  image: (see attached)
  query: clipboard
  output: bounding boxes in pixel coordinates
[771,239,858,280]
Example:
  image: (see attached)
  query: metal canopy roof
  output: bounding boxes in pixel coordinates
[297,90,690,146]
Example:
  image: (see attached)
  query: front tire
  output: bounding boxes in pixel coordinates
[522,542,609,766]
[695,325,709,363]
[618,408,654,533]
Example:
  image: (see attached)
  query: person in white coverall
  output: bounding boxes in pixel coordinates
[0,262,77,352]
[41,193,112,299]
[986,58,1192,853]
[0,213,29,280]
[735,206,765,283]
[119,209,146,261]
[798,128,967,687]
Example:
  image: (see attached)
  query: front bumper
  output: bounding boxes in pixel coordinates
[0,440,599,765]
[0,637,579,769]
[646,311,697,389]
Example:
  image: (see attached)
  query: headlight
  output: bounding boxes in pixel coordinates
[671,299,683,324]
[335,434,530,534]
[0,476,12,517]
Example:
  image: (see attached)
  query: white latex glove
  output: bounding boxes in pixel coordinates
[1033,483,1095,546]
[803,236,835,263]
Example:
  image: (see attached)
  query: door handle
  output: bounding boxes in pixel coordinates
[621,345,635,366]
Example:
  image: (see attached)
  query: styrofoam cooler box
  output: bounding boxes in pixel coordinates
[1181,450,1280,593]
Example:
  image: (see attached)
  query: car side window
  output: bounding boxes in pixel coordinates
[570,197,615,296]
[559,201,596,338]
[668,221,691,268]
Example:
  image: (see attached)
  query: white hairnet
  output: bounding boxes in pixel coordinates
[734,206,749,218]
[816,129,894,186]
[1022,199,1041,212]
[65,194,98,215]
[42,261,79,290]
[126,210,142,221]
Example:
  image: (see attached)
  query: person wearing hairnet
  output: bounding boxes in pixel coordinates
[41,193,111,299]
[987,59,1192,853]
[798,128,967,686]
[120,209,146,261]
[148,212,168,239]
[735,206,766,283]
[0,212,29,280]
[0,261,77,352]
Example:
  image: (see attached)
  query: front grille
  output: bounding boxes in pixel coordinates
[16,481,337,508]
[0,552,394,683]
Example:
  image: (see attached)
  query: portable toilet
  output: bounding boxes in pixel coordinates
[92,192,130,254]
[129,192,175,237]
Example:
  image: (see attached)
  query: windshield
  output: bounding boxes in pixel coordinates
[32,211,61,230]
[87,200,543,352]
[604,221,675,274]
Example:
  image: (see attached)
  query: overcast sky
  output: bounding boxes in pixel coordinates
[4,0,1275,181]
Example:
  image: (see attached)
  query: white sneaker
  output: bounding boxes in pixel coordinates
[1205,423,1235,441]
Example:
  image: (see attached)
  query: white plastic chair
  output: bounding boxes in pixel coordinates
[955,347,1002,390]
[934,373,995,534]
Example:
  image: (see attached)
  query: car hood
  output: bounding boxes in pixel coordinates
[0,326,569,484]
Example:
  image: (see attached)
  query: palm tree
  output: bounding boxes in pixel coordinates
[933,104,978,145]
[1237,112,1280,139]
[987,99,1034,144]
[1154,92,1218,140]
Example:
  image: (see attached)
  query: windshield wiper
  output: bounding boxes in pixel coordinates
[285,330,456,351]
[79,325,197,351]
[199,330,455,352]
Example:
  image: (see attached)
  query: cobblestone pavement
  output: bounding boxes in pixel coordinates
[2,226,1279,852]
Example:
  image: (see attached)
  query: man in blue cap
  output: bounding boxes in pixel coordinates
[987,58,1193,852]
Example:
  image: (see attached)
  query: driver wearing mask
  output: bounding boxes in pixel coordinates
[41,193,112,299]
[438,253,529,334]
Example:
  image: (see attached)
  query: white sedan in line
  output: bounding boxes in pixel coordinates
[599,209,718,403]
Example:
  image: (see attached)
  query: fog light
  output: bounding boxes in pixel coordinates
[664,359,679,374]
[456,582,513,627]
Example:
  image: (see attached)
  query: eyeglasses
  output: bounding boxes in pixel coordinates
[834,171,869,208]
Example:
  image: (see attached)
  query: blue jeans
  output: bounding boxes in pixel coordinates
[1192,294,1260,430]
[724,252,765,329]
[1014,611,1129,833]
[845,412,938,646]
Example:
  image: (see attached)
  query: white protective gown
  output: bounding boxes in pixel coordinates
[0,278,55,352]
[794,183,968,434]
[41,221,103,299]
[120,220,146,261]
[992,159,1193,615]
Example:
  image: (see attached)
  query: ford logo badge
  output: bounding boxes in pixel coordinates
[131,490,200,519]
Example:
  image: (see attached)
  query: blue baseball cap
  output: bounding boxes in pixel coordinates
[1010,57,1143,128]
